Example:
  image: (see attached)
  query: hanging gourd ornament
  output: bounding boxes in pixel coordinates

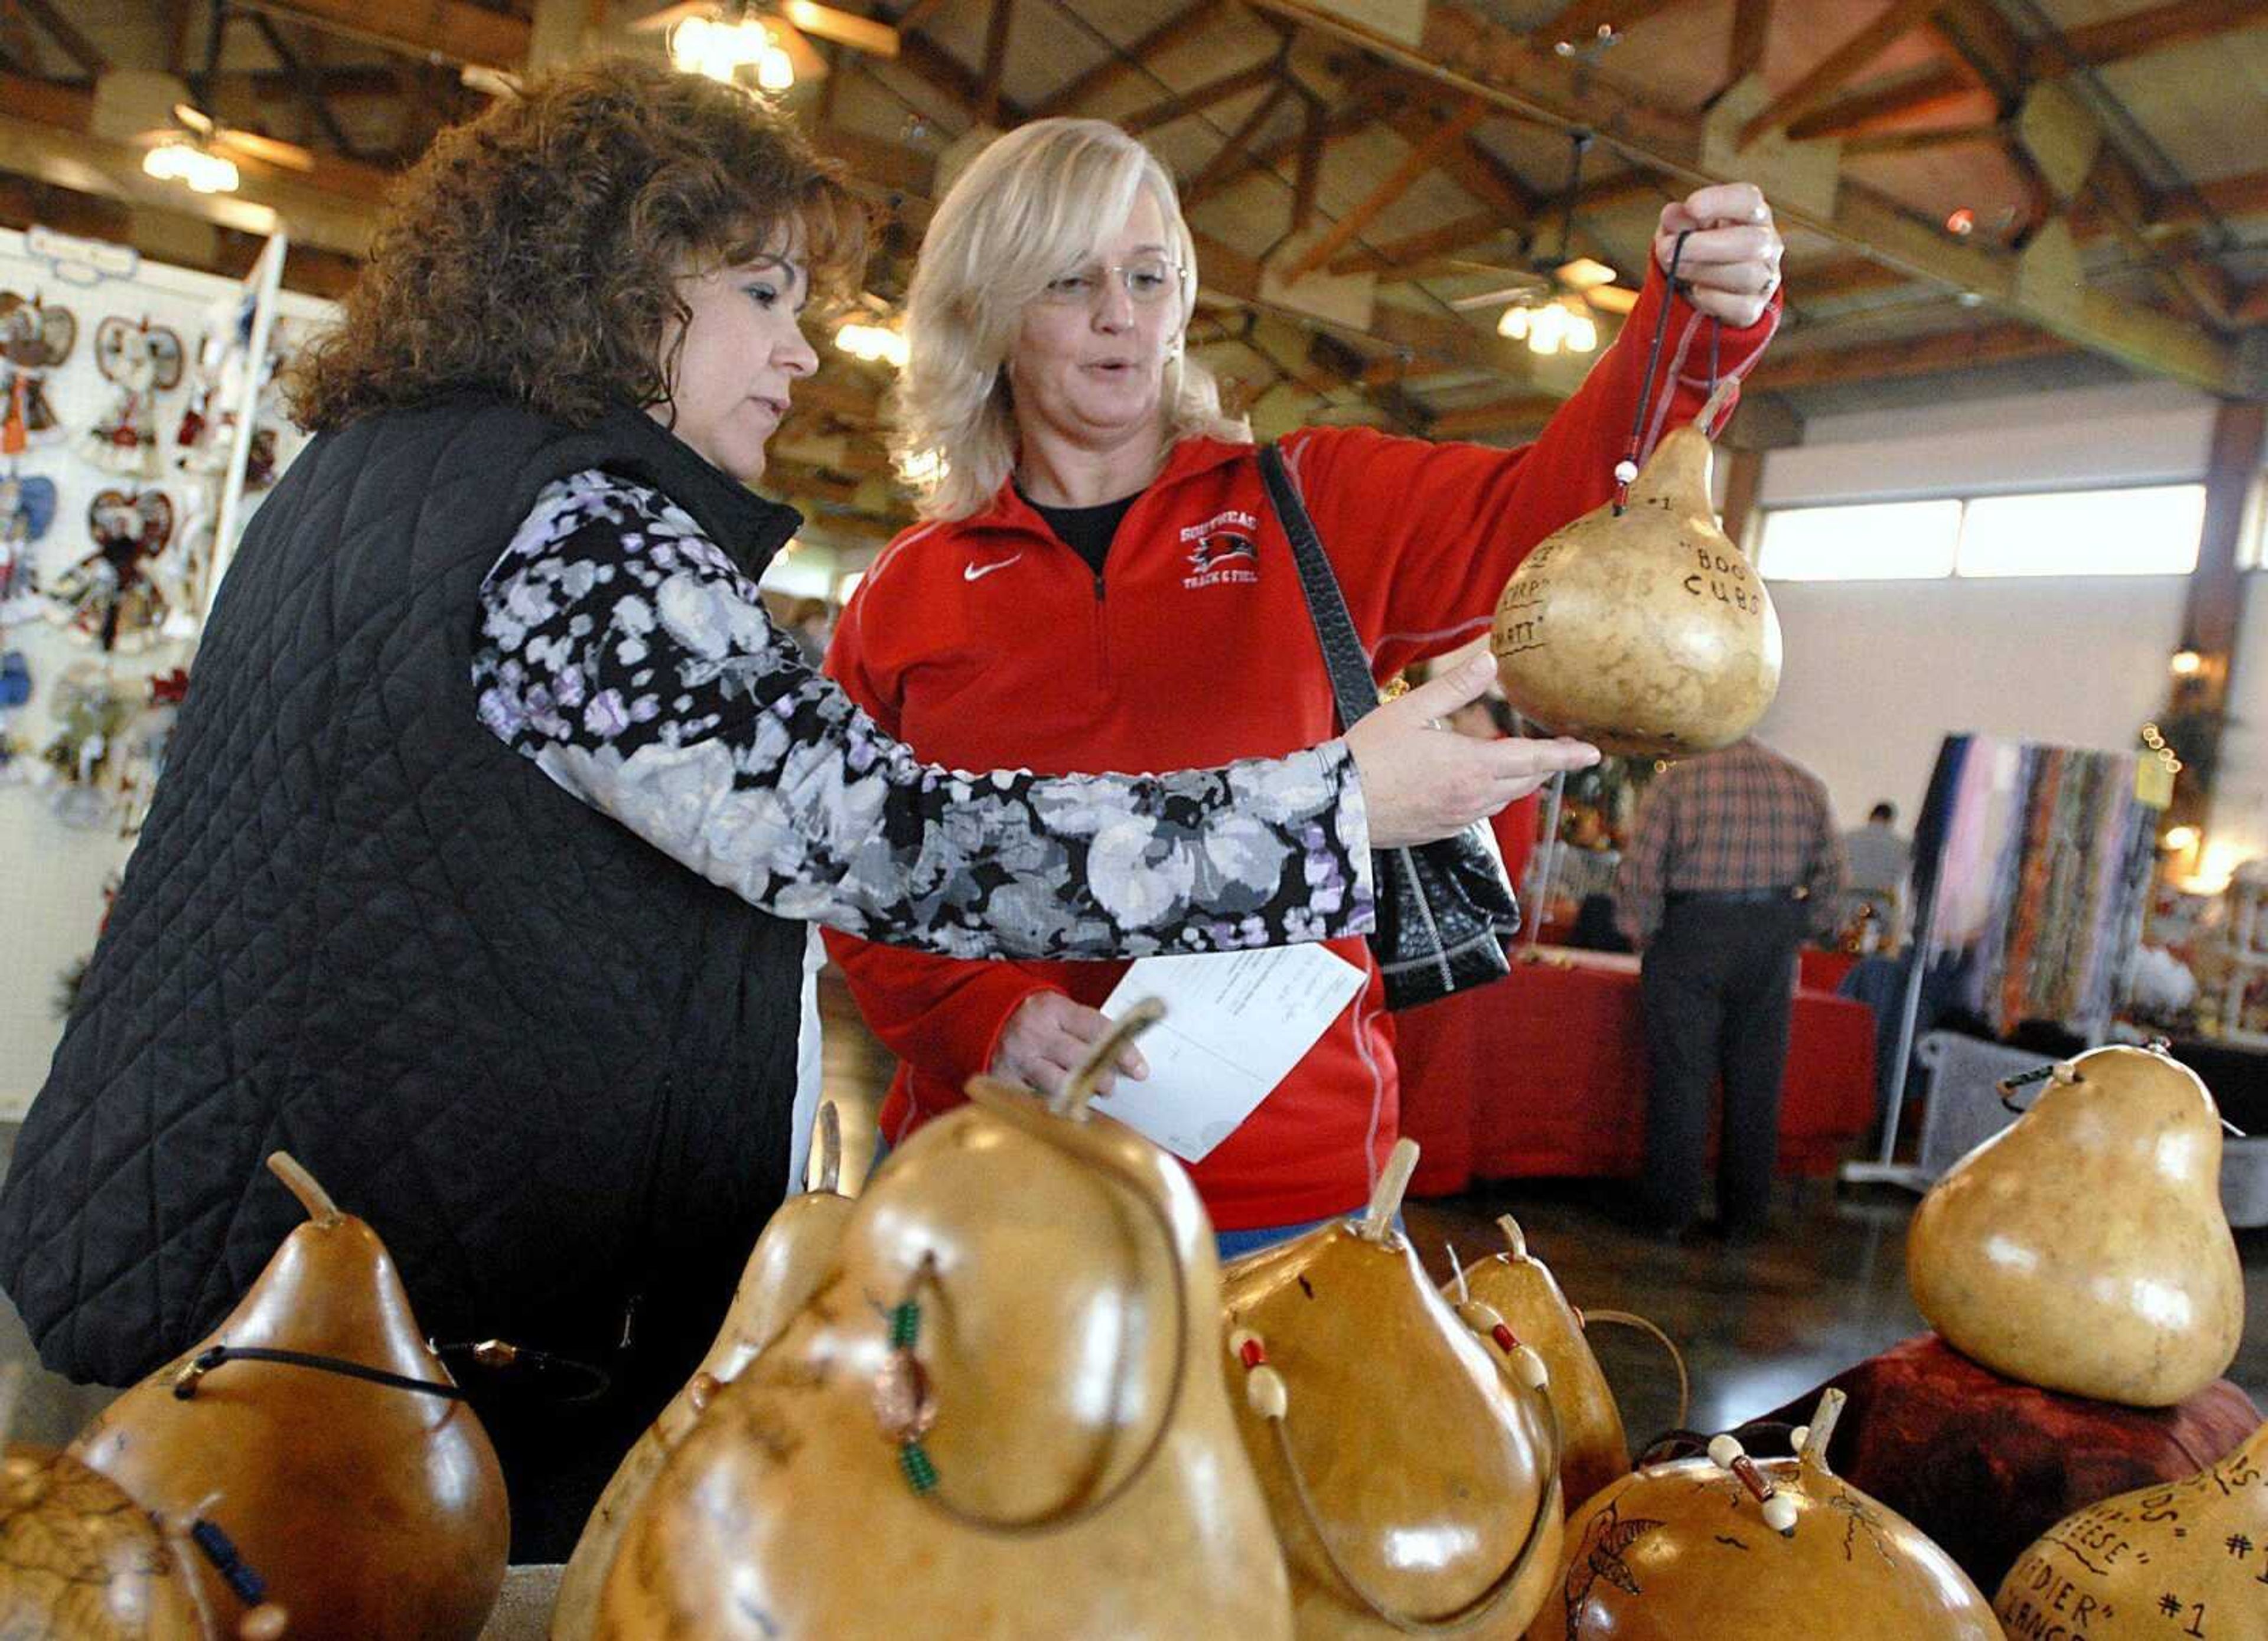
[1526,1392,2002,1640]
[1222,1139,1565,1637]
[1492,379,1781,757]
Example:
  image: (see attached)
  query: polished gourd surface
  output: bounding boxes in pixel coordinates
[68,1154,508,1641]
[1527,1392,2004,1640]
[595,1003,1296,1639]
[1491,393,1780,759]
[1908,1043,2243,1408]
[1996,1414,2268,1640]
[1224,1141,1565,1639]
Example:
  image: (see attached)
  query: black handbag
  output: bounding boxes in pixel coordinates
[1257,442,1520,1010]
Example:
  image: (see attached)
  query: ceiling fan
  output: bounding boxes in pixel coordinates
[1442,132,1643,350]
[132,102,318,194]
[634,1,901,89]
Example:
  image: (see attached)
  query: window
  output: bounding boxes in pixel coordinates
[1756,500,1963,581]
[1756,484,2211,582]
[1956,484,2205,578]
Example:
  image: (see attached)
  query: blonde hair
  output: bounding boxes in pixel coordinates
[891,118,1247,521]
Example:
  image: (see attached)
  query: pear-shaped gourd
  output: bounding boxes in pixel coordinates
[1,1444,212,1640]
[1526,1392,2002,1640]
[595,1001,1295,1640]
[1223,1140,1565,1638]
[69,1154,509,1641]
[1446,1216,1687,1516]
[1908,1042,2243,1407]
[552,1105,861,1641]
[1491,386,1780,758]
[1996,1415,2268,1639]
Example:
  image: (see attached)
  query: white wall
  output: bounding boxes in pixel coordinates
[0,231,334,1116]
[1755,576,2192,829]
[1746,379,2254,843]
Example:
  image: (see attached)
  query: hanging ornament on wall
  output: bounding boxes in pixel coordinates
[79,316,184,477]
[1,466,58,625]
[0,291,76,455]
[40,662,141,828]
[0,647,31,785]
[115,665,189,836]
[47,488,175,653]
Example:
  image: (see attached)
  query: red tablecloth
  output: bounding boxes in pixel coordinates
[1394,947,1878,1198]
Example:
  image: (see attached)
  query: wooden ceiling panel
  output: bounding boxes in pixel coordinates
[2091,28,2268,185]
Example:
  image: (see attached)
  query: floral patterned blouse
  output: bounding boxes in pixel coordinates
[471,471,1375,961]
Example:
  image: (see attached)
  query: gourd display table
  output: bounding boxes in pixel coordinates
[1395,948,1876,1197]
[1761,1333,2262,1597]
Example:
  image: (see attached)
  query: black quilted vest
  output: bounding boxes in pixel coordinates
[0,397,809,1386]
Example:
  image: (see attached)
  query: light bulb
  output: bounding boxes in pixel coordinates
[1497,306,1530,341]
[757,42,794,92]
[1526,304,1568,355]
[670,15,711,71]
[1568,311,1598,353]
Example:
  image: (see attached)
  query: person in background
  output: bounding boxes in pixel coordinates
[826,117,1785,1256]
[1616,737,1844,1241]
[1841,799,1912,947]
[0,60,1538,1559]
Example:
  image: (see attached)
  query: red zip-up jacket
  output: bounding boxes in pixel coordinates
[825,266,1780,1230]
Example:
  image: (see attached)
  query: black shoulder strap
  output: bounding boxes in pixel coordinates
[1256,441,1379,734]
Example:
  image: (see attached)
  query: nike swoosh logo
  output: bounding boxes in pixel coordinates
[963,554,1022,582]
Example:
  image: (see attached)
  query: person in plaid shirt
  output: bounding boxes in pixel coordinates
[1616,737,1845,1239]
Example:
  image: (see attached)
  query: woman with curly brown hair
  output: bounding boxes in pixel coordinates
[0,56,1522,1555]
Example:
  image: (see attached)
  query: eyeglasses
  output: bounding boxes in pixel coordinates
[1037,256,1185,307]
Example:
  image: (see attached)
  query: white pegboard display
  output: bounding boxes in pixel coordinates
[0,229,336,1116]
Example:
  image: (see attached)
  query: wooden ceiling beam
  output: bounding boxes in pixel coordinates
[1029,0,1217,119]
[1250,0,2245,390]
[1790,0,2268,143]
[13,0,111,78]
[977,0,1014,127]
[1720,0,1772,102]
[1328,208,1503,275]
[2057,0,2268,68]
[1533,0,1688,49]
[895,29,1029,122]
[1279,97,1487,280]
[1178,80,1394,208]
[1738,0,1948,148]
[1788,253,1925,302]
[1291,91,1326,232]
[1749,321,2071,390]
[229,0,526,71]
[1119,58,1280,135]
[1185,79,1297,209]
[1839,118,2005,156]
[1924,0,2026,101]
[1787,65,1979,140]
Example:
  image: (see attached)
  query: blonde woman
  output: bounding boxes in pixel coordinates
[826,118,1785,1252]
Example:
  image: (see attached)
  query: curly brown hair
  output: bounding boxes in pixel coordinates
[289,56,867,432]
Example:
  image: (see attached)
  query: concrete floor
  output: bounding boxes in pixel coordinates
[6,986,2266,1457]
